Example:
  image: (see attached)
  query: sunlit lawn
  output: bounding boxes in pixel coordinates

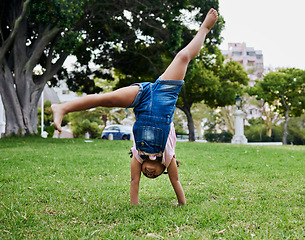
[0,137,304,239]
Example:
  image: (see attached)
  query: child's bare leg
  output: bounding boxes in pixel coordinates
[160,8,218,81]
[51,85,139,132]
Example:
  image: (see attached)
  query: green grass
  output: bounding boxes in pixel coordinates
[0,137,305,239]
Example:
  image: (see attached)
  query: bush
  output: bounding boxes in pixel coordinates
[204,132,233,143]
[37,126,55,137]
[244,124,265,142]
[287,115,305,145]
[45,125,55,137]
[69,110,103,138]
[71,120,102,138]
[245,124,282,142]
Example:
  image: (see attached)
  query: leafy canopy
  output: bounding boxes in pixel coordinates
[248,68,305,117]
[67,0,225,91]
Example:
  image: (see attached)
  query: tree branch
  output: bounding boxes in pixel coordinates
[25,25,61,74]
[34,51,68,90]
[0,0,31,65]
[46,52,68,80]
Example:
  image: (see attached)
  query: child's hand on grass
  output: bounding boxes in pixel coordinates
[173,202,185,207]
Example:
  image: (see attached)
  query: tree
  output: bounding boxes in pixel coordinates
[70,0,230,141]
[1,0,228,138]
[0,0,92,136]
[0,0,223,136]
[68,106,130,138]
[248,68,305,144]
[177,50,249,141]
[216,106,235,134]
[191,102,212,139]
[288,114,305,145]
[244,118,266,142]
[260,102,282,137]
[69,109,103,138]
[79,0,225,89]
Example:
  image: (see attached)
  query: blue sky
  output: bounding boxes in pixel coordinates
[218,0,305,70]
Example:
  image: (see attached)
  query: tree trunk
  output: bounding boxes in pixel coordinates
[0,7,65,136]
[0,64,26,135]
[0,63,38,135]
[178,105,196,142]
[282,109,290,145]
[266,127,272,137]
[101,115,108,127]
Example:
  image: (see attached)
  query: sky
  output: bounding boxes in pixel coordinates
[218,0,305,70]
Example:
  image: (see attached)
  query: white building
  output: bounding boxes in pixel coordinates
[222,42,265,122]
[222,42,264,87]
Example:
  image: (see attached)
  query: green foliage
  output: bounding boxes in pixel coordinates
[245,116,305,144]
[204,131,233,143]
[191,102,212,138]
[186,57,249,109]
[181,56,220,105]
[177,48,248,141]
[29,0,88,28]
[37,100,53,127]
[65,69,104,94]
[37,100,69,137]
[248,117,264,125]
[245,119,282,143]
[178,49,249,110]
[68,106,131,138]
[287,114,305,145]
[68,110,103,138]
[27,0,90,57]
[203,109,218,133]
[173,108,188,135]
[37,125,56,137]
[73,0,225,90]
[245,123,266,142]
[248,68,305,144]
[248,68,305,117]
[215,61,249,107]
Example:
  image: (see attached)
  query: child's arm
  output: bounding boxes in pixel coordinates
[167,158,186,205]
[130,156,142,205]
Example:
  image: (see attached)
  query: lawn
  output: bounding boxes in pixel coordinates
[0,137,304,239]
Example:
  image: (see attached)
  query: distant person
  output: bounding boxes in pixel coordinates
[52,8,218,205]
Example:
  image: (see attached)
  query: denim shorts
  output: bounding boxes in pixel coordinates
[129,78,184,154]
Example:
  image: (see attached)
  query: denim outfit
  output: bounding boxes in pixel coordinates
[129,78,184,155]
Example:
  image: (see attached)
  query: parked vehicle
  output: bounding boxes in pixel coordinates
[101,125,133,140]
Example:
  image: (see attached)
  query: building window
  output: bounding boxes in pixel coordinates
[249,108,257,115]
[232,51,242,56]
[256,54,263,60]
[62,90,70,95]
[247,51,255,56]
[256,63,264,69]
[248,61,255,66]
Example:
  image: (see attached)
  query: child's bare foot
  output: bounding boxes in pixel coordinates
[51,104,64,133]
[201,8,218,31]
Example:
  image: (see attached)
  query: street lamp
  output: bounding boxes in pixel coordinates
[235,94,242,110]
[231,94,247,144]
